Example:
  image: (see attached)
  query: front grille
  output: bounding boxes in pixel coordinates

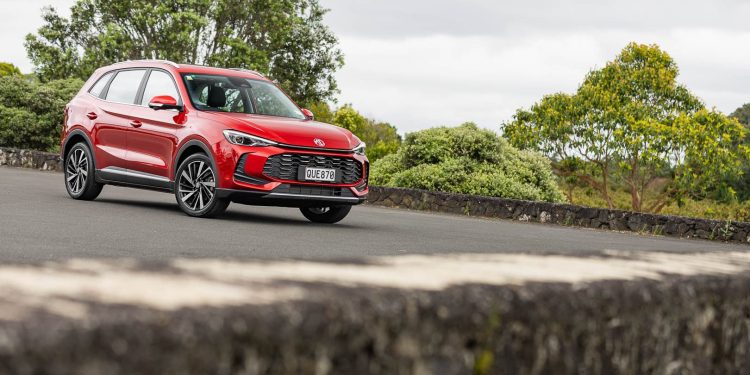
[263,154,363,184]
[272,184,356,197]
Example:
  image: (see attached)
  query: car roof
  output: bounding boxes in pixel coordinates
[102,60,268,81]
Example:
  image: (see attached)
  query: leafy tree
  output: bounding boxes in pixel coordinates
[732,103,750,201]
[309,102,401,162]
[0,76,84,151]
[730,103,750,128]
[332,105,401,162]
[25,0,343,105]
[372,123,564,202]
[0,62,22,77]
[503,43,748,212]
[307,101,335,124]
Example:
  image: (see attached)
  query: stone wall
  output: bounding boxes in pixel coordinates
[1,253,750,374]
[0,147,61,171]
[368,186,750,244]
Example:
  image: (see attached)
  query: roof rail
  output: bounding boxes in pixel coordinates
[115,59,180,68]
[228,68,265,77]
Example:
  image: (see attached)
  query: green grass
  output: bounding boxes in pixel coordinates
[567,187,750,222]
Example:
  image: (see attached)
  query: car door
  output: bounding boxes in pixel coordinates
[125,69,184,189]
[86,69,146,177]
[94,68,148,182]
[84,70,130,172]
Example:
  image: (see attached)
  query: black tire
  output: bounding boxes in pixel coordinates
[300,205,352,224]
[174,153,229,218]
[64,142,103,200]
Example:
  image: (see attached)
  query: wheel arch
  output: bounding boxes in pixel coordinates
[62,130,96,169]
[174,139,217,180]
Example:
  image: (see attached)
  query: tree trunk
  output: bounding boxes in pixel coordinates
[601,165,614,209]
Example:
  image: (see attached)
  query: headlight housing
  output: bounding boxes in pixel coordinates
[353,142,366,155]
[223,130,277,147]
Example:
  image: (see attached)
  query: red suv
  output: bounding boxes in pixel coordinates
[61,60,368,223]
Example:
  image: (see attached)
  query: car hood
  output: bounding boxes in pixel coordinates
[210,112,360,150]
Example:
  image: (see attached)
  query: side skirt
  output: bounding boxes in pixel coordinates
[96,167,173,193]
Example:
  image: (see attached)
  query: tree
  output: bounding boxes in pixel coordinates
[0,62,22,77]
[503,43,748,212]
[715,103,750,201]
[371,123,564,202]
[25,0,343,105]
[309,102,401,162]
[332,105,401,162]
[730,103,750,128]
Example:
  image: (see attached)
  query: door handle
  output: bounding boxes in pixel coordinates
[130,120,142,128]
[86,112,97,120]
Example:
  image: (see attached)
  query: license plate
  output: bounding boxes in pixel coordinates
[302,167,336,182]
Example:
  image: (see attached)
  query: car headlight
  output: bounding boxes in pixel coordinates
[353,142,366,155]
[223,130,277,147]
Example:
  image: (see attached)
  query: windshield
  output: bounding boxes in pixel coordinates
[181,73,305,119]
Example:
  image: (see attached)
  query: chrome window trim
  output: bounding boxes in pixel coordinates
[86,67,184,108]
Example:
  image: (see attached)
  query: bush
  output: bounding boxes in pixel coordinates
[371,123,565,202]
[0,76,83,151]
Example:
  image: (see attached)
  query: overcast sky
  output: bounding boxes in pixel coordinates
[3,0,750,133]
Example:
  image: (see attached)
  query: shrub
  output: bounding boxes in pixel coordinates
[371,123,565,202]
[0,76,83,151]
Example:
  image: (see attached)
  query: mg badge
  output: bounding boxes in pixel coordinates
[313,138,325,147]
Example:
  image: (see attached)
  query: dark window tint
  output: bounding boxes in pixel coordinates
[140,70,180,106]
[88,72,113,98]
[105,70,146,104]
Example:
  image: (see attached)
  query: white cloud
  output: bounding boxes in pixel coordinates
[334,29,750,134]
[2,0,749,134]
[0,0,76,72]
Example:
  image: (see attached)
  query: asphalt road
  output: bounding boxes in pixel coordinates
[1,167,746,262]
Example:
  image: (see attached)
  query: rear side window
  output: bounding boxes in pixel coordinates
[140,70,180,106]
[105,70,146,104]
[88,72,113,98]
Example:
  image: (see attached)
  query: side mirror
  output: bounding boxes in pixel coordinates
[301,108,314,121]
[149,95,183,111]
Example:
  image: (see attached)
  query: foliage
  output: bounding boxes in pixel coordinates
[24,0,343,105]
[371,123,564,202]
[719,103,750,201]
[730,103,750,128]
[309,102,401,162]
[569,185,750,223]
[307,101,335,124]
[0,76,83,151]
[0,62,22,77]
[503,42,749,212]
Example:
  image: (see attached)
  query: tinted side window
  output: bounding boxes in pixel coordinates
[88,72,113,98]
[105,70,146,104]
[140,70,180,106]
[194,84,244,112]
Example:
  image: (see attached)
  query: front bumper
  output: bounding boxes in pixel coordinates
[216,143,369,206]
[217,184,366,207]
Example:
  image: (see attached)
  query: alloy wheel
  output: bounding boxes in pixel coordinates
[66,148,89,195]
[178,161,216,212]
